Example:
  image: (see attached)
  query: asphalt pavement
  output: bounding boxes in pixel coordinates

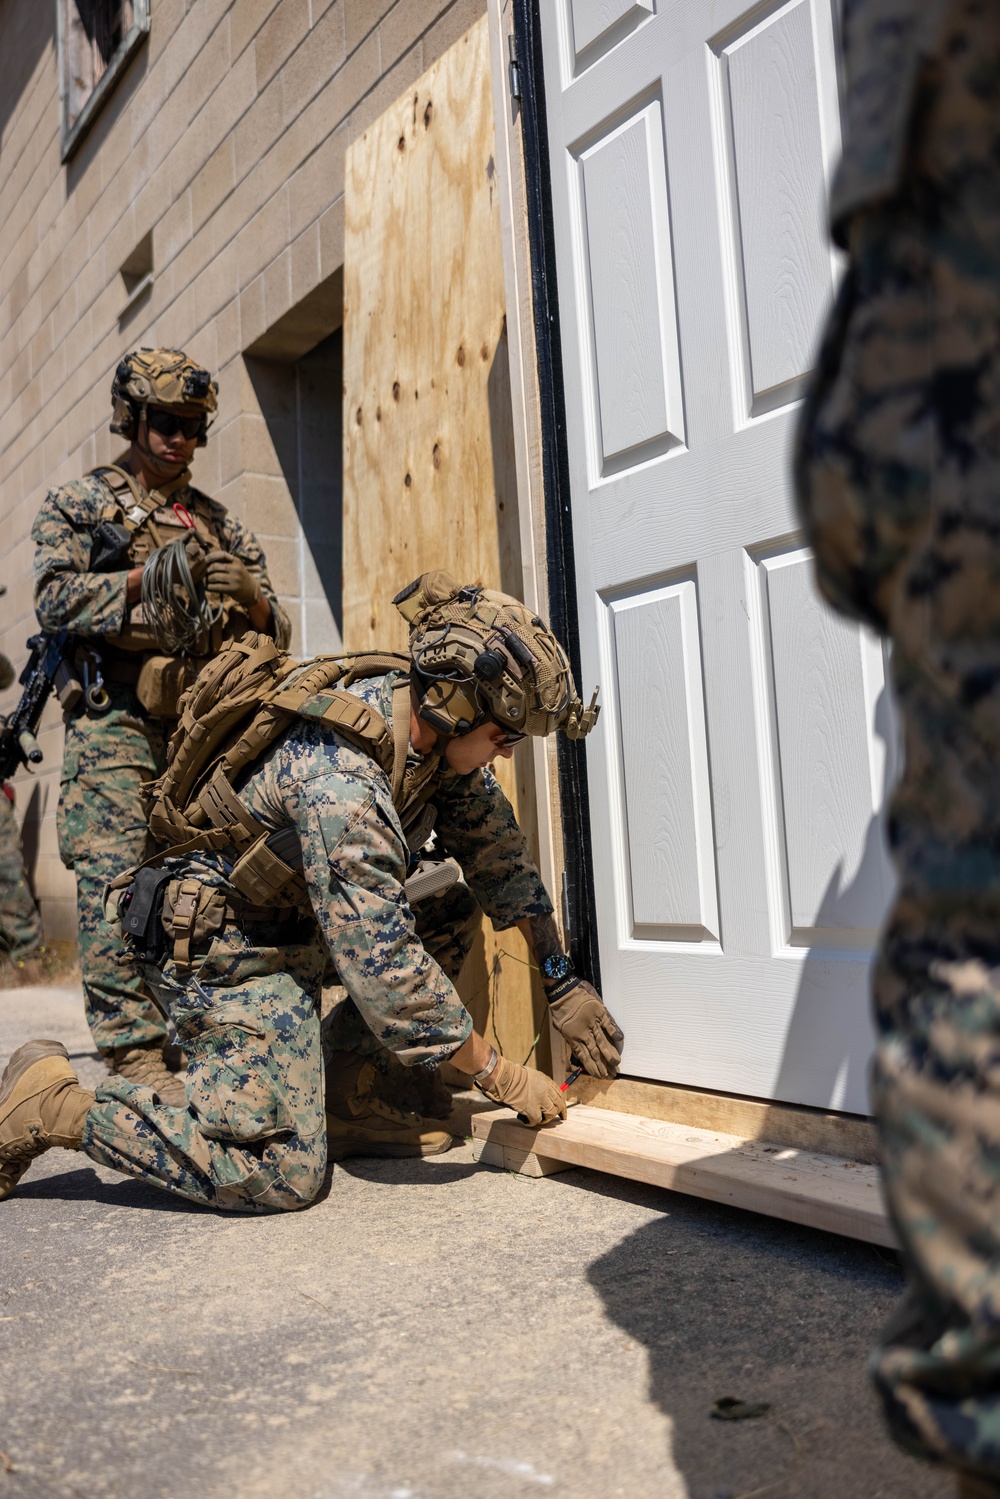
[0,986,954,1499]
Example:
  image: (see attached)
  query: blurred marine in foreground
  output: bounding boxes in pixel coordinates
[796,3,1000,1493]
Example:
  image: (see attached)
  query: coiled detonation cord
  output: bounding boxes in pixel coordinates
[141,536,221,654]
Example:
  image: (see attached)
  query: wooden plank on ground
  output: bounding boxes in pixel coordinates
[342,15,546,1070]
[471,1105,895,1247]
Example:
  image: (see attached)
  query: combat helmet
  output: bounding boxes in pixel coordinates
[110,348,218,446]
[394,570,600,741]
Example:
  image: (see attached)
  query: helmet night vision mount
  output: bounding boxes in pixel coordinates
[393,569,600,744]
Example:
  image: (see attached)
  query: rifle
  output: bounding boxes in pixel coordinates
[0,632,89,783]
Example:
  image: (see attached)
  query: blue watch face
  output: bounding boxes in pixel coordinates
[542,953,572,983]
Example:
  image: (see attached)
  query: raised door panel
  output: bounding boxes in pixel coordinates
[575,97,684,472]
[759,548,897,947]
[715,0,838,413]
[612,580,719,941]
[569,0,655,69]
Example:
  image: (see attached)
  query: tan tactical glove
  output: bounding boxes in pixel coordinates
[182,530,208,584]
[204,550,262,606]
[546,978,624,1079]
[476,1054,567,1125]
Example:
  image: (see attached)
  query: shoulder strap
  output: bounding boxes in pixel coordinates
[89,465,195,536]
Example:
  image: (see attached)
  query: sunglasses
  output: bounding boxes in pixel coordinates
[145,407,204,441]
[493,728,526,749]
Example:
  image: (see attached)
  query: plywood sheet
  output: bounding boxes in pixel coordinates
[343,16,545,1068]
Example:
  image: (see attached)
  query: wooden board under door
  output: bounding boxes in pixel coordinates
[342,15,547,1069]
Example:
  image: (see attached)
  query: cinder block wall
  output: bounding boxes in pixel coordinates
[0,0,486,941]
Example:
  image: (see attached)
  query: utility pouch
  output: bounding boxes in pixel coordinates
[229,834,300,906]
[120,866,174,963]
[89,521,132,573]
[161,878,226,966]
[136,655,198,718]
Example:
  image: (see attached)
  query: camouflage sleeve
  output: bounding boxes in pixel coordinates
[218,511,291,649]
[433,766,553,930]
[31,484,129,636]
[291,761,473,1066]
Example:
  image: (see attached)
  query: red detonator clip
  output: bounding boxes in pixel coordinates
[173,503,195,529]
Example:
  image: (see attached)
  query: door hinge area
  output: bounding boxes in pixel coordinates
[508,33,522,100]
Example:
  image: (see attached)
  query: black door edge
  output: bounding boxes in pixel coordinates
[510,0,601,990]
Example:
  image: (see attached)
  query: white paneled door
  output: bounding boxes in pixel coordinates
[535,0,895,1113]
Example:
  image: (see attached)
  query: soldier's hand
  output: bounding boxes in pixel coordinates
[182,531,208,584]
[546,978,624,1078]
[204,550,261,606]
[475,1054,567,1125]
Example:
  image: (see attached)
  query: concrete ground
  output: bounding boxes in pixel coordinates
[0,987,953,1499]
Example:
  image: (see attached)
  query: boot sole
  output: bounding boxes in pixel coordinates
[326,1134,456,1161]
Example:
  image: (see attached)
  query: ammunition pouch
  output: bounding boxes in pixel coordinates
[136,654,199,718]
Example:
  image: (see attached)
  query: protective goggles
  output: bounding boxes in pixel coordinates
[145,407,205,441]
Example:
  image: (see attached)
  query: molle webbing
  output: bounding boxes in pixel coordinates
[142,637,413,908]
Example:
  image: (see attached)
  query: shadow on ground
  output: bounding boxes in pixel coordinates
[584,1179,951,1499]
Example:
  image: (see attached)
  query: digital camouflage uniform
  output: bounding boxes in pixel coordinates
[796,0,1000,1482]
[0,652,42,962]
[32,474,290,1055]
[0,789,41,962]
[81,671,553,1211]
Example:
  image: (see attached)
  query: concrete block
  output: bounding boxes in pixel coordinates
[291,222,322,306]
[192,138,237,236]
[240,474,300,540]
[255,0,311,92]
[216,299,242,369]
[155,188,193,268]
[231,0,276,62]
[423,0,488,64]
[319,196,345,281]
[345,0,395,55]
[263,247,293,333]
[260,535,301,595]
[233,76,284,183]
[288,123,350,242]
[237,189,289,289]
[280,3,347,126]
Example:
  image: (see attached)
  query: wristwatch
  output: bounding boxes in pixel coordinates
[540,952,573,985]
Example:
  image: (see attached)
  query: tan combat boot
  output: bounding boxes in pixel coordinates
[325,1051,454,1160]
[0,1040,95,1199]
[109,1041,186,1107]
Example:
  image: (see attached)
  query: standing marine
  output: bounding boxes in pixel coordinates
[30,349,289,1104]
[0,648,42,969]
[796,2,1000,1494]
[0,573,623,1211]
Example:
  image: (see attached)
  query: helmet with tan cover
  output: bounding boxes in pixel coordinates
[110,348,218,446]
[394,570,599,741]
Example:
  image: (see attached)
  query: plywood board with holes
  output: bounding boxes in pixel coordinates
[471,1106,894,1247]
[342,15,546,1069]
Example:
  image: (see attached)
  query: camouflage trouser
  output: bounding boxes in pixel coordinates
[56,686,167,1055]
[796,25,1000,1471]
[322,880,482,1059]
[82,915,328,1213]
[0,790,41,960]
[80,883,480,1212]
